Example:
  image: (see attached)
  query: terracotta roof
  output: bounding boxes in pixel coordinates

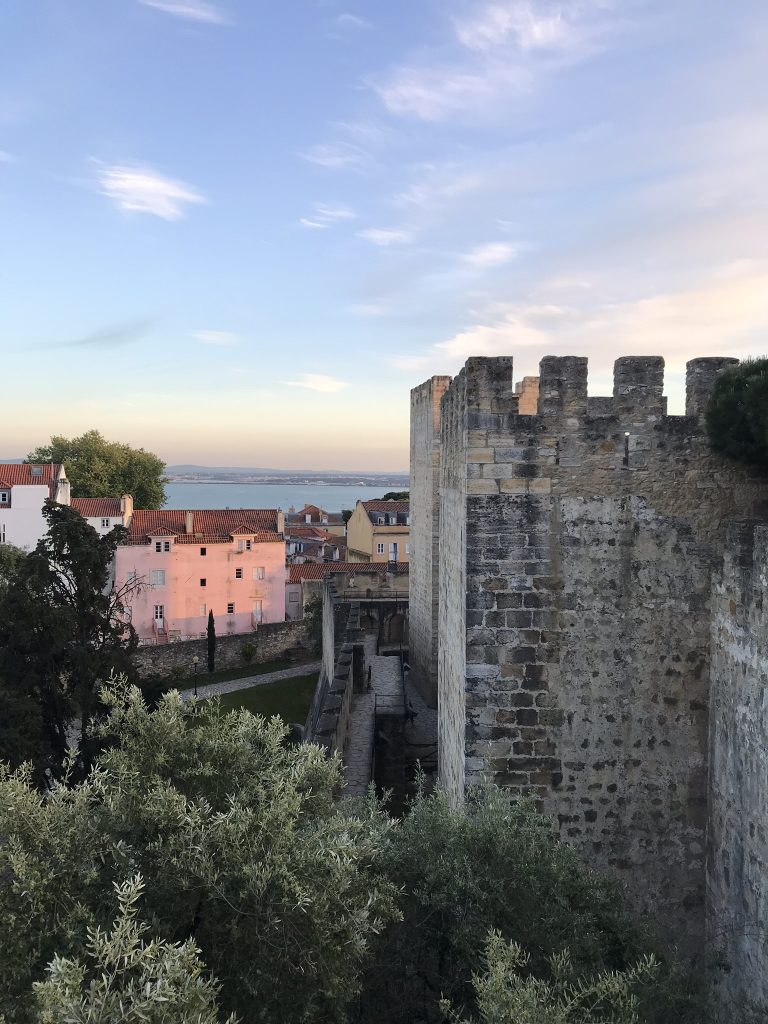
[287,526,336,541]
[126,509,281,545]
[71,497,122,518]
[288,561,409,582]
[286,505,344,526]
[0,463,62,497]
[362,500,409,514]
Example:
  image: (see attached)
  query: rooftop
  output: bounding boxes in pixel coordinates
[288,560,409,582]
[0,463,63,498]
[125,508,282,545]
[71,497,122,518]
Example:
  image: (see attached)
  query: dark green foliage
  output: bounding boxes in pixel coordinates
[0,543,26,586]
[0,502,138,777]
[207,609,216,672]
[303,595,323,654]
[342,508,353,524]
[705,358,768,470]
[381,491,409,501]
[352,786,704,1024]
[240,640,256,664]
[28,428,167,508]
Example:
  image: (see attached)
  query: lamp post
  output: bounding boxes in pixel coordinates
[192,655,199,698]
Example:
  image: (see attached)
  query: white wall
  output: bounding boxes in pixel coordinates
[0,485,53,550]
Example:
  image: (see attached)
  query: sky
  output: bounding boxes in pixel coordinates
[1,0,767,471]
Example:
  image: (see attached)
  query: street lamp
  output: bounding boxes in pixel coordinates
[192,655,199,698]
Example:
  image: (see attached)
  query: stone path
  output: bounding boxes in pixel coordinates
[178,661,321,702]
[343,637,406,796]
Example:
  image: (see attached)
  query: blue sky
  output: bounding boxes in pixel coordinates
[1,0,766,470]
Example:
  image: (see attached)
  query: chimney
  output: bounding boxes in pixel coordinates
[277,510,285,536]
[120,494,134,526]
[185,511,194,534]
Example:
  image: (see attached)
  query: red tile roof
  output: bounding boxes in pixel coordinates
[286,505,345,526]
[0,463,62,497]
[71,497,122,517]
[286,526,336,541]
[362,500,409,514]
[126,509,282,545]
[288,561,409,582]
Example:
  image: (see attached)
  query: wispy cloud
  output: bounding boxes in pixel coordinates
[37,319,154,350]
[299,142,368,170]
[283,374,350,393]
[194,330,239,346]
[299,203,356,229]
[138,0,227,24]
[358,228,414,246]
[375,0,618,120]
[97,164,206,220]
[336,13,373,31]
[463,241,519,266]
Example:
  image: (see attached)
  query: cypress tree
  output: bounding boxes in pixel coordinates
[207,610,216,673]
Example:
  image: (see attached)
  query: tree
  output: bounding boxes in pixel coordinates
[0,680,397,1023]
[381,491,409,501]
[0,502,138,776]
[705,358,768,471]
[0,543,26,588]
[352,786,702,1024]
[33,876,236,1024]
[441,933,657,1024]
[207,609,216,672]
[27,429,166,508]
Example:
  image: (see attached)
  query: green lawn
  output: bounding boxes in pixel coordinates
[210,672,318,724]
[174,655,316,691]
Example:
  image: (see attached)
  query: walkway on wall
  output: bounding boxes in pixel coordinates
[343,636,405,797]
[178,660,321,702]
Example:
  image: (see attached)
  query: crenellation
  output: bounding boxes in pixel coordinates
[411,350,768,979]
[686,356,739,421]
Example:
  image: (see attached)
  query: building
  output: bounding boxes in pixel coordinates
[285,525,345,564]
[0,463,71,549]
[409,353,768,1000]
[285,504,346,538]
[114,508,286,643]
[346,500,410,563]
[285,560,409,620]
[71,495,133,535]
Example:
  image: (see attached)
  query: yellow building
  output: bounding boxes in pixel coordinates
[346,499,410,563]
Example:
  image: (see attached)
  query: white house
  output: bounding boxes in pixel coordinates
[71,495,133,535]
[0,463,71,550]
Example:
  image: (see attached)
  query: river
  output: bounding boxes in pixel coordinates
[164,482,403,513]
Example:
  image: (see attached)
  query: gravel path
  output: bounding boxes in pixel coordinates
[179,661,321,702]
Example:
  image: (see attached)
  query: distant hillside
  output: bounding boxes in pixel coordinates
[166,465,408,477]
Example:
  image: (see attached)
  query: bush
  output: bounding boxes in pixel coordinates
[240,641,256,665]
[705,358,768,470]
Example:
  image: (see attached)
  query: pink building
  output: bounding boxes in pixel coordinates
[114,508,286,643]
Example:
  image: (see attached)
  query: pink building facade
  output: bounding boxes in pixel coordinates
[114,509,286,643]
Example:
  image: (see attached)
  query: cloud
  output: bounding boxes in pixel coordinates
[37,319,154,350]
[283,374,351,393]
[194,330,239,346]
[300,203,356,228]
[299,142,368,170]
[463,241,519,266]
[336,13,373,30]
[374,0,617,120]
[138,0,227,24]
[358,228,414,246]
[98,164,206,220]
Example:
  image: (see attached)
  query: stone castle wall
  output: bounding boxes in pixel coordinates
[412,354,768,948]
[708,522,768,1014]
[409,376,451,706]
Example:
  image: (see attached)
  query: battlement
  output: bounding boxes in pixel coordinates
[450,353,739,430]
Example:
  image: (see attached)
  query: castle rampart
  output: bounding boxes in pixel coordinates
[411,353,768,952]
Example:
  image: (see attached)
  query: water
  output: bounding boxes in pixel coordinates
[164,482,402,512]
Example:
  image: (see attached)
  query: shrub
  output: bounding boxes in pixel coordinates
[240,641,256,665]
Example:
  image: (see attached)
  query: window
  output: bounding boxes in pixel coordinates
[200,578,207,587]
[289,592,299,603]
[253,600,263,623]
[245,539,252,551]
[0,492,8,503]
[405,543,412,554]
[227,602,235,614]
[155,541,162,552]
[155,540,171,552]
[236,540,243,552]
[377,516,385,525]
[127,571,138,584]
[150,570,166,586]
[164,541,170,552]
[30,466,42,477]
[153,605,164,622]
[321,515,328,524]
[235,568,243,579]
[101,518,110,528]
[199,604,206,615]
[305,514,311,523]
[0,524,5,543]
[200,547,206,556]
[376,543,385,554]
[253,566,265,580]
